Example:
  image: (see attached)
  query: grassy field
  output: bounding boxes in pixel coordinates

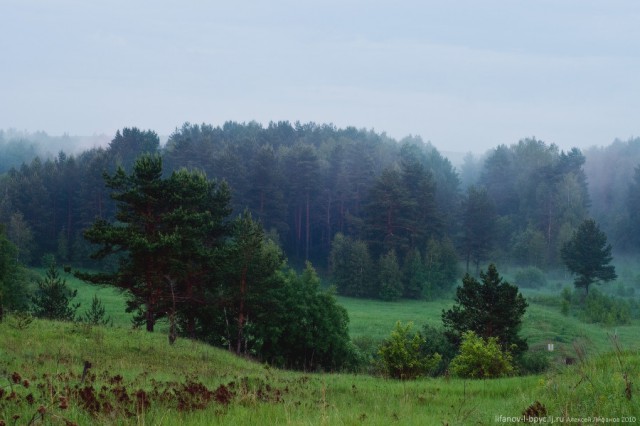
[4,269,636,424]
[338,294,640,356]
[1,317,638,425]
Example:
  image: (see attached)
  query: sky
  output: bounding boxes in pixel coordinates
[2,0,639,154]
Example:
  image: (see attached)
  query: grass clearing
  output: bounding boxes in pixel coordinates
[1,317,637,425]
[9,268,638,424]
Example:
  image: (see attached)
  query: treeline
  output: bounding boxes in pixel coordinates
[0,154,356,371]
[1,123,640,300]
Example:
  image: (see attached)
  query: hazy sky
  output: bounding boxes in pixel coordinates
[2,1,639,153]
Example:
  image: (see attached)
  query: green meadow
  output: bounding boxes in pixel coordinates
[1,270,638,425]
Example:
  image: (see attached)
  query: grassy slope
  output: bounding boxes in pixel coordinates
[339,295,640,356]
[3,270,636,424]
[1,318,638,425]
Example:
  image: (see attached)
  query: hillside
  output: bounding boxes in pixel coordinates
[2,284,638,424]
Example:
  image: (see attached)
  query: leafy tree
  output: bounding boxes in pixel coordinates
[513,266,547,289]
[377,321,441,380]
[31,262,79,321]
[449,331,514,379]
[262,263,356,371]
[511,225,547,267]
[442,264,528,356]
[420,324,457,376]
[560,219,617,296]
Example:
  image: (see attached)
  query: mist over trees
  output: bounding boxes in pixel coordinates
[0,123,638,303]
[583,137,640,251]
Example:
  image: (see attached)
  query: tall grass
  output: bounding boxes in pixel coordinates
[2,317,637,425]
[8,268,637,424]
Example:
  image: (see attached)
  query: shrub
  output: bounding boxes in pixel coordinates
[581,289,631,326]
[82,294,113,326]
[514,266,548,288]
[449,331,514,379]
[517,350,551,375]
[420,324,457,376]
[377,321,441,379]
[30,262,79,321]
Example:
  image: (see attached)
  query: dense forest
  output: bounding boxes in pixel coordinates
[1,123,640,296]
[2,122,640,373]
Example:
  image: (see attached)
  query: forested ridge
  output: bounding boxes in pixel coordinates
[1,122,640,294]
[2,121,640,374]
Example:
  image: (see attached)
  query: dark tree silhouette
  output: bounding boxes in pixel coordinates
[561,219,616,296]
[442,264,528,356]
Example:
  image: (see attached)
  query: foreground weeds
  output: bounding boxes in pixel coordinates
[1,317,638,424]
[0,368,289,425]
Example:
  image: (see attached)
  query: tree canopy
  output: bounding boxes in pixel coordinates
[77,154,231,332]
[560,218,617,296]
[442,264,528,356]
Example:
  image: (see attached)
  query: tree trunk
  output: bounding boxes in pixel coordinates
[146,308,154,332]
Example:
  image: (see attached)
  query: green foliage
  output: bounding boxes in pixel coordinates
[0,226,30,315]
[401,247,425,299]
[561,218,617,295]
[82,294,112,326]
[423,237,459,297]
[443,264,528,356]
[580,289,632,326]
[377,249,403,301]
[261,263,358,371]
[481,140,590,267]
[6,211,33,264]
[627,164,640,249]
[377,321,441,379]
[460,185,496,273]
[329,233,374,297]
[516,350,550,375]
[78,154,231,332]
[214,210,285,355]
[6,310,34,329]
[30,262,79,321]
[1,316,638,425]
[513,266,548,288]
[420,324,457,376]
[449,331,514,379]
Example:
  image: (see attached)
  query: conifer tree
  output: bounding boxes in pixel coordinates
[78,154,231,332]
[31,262,79,321]
[561,219,616,296]
[442,264,528,355]
[378,249,403,301]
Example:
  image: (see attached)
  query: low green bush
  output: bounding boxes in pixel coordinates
[377,321,441,379]
[449,331,514,379]
[516,349,550,375]
[514,266,547,288]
